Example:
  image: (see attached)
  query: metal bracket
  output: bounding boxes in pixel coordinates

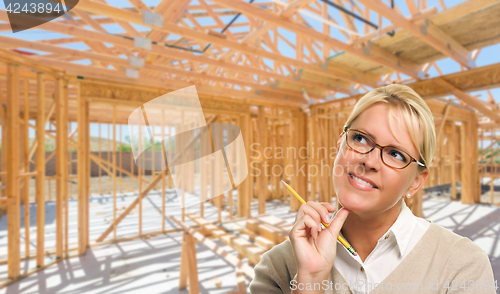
[129,56,145,68]
[143,10,163,28]
[126,68,139,79]
[362,41,371,56]
[134,36,152,50]
[349,85,359,95]
[418,70,426,80]
[420,19,429,35]
[468,54,477,69]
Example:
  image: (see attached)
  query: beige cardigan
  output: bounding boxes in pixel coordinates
[249,222,496,293]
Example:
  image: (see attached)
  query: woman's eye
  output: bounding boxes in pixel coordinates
[388,149,407,162]
[353,134,368,144]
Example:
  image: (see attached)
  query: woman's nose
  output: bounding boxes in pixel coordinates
[359,147,382,171]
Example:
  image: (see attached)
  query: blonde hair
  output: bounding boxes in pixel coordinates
[343,84,436,171]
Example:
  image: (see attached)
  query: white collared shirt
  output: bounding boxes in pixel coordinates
[334,200,430,294]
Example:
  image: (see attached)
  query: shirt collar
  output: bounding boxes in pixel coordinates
[384,200,416,257]
[337,201,419,260]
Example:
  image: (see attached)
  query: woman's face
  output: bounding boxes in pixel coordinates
[333,103,428,215]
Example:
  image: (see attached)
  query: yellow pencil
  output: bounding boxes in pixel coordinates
[281,179,357,256]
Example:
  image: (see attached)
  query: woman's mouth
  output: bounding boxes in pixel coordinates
[348,173,378,190]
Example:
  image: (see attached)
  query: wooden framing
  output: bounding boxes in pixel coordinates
[6,63,20,279]
[0,0,499,290]
[35,72,45,266]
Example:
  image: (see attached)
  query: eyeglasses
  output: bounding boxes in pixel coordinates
[343,127,425,169]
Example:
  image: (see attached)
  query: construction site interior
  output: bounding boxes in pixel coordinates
[0,0,499,293]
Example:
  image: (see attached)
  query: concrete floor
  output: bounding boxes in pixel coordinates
[0,192,498,293]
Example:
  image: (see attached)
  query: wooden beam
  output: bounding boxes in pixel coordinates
[435,103,451,149]
[127,0,151,12]
[460,121,472,204]
[434,78,500,125]
[258,106,267,214]
[210,0,422,79]
[281,0,316,18]
[351,7,437,46]
[0,47,60,77]
[185,211,265,265]
[36,72,45,267]
[72,1,379,86]
[333,0,357,36]
[35,58,305,106]
[0,11,340,95]
[450,123,457,200]
[170,215,255,279]
[178,231,188,290]
[0,37,311,102]
[22,79,30,259]
[6,63,20,279]
[315,63,500,113]
[77,81,89,255]
[55,78,67,259]
[359,0,472,68]
[183,232,199,293]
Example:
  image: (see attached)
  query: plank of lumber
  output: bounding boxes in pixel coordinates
[0,35,308,101]
[435,78,500,125]
[185,232,200,293]
[186,212,265,265]
[6,64,20,278]
[0,11,339,95]
[170,216,255,279]
[254,236,276,250]
[95,172,163,242]
[36,72,46,266]
[0,197,12,206]
[73,1,379,86]
[359,0,471,68]
[246,219,290,244]
[210,0,421,79]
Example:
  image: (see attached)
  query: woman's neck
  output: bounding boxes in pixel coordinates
[341,202,402,262]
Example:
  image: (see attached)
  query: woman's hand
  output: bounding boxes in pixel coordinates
[289,202,350,280]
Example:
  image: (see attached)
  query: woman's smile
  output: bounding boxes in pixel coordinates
[347,172,378,191]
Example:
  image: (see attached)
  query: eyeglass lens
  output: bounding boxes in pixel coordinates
[346,130,411,168]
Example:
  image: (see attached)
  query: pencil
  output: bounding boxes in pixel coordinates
[280,179,357,256]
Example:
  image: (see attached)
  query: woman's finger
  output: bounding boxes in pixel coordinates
[326,208,350,237]
[291,211,318,239]
[303,214,318,239]
[307,201,331,224]
[294,203,307,223]
[320,202,336,212]
[301,204,322,225]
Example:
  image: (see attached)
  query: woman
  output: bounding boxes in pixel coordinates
[249,84,496,293]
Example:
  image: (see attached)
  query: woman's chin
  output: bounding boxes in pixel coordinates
[338,193,373,212]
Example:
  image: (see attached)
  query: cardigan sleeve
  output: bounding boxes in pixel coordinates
[442,238,496,293]
[249,240,297,294]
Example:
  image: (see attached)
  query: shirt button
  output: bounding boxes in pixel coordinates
[384,234,389,239]
[360,267,364,272]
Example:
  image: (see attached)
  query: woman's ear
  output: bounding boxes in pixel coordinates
[405,170,429,197]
